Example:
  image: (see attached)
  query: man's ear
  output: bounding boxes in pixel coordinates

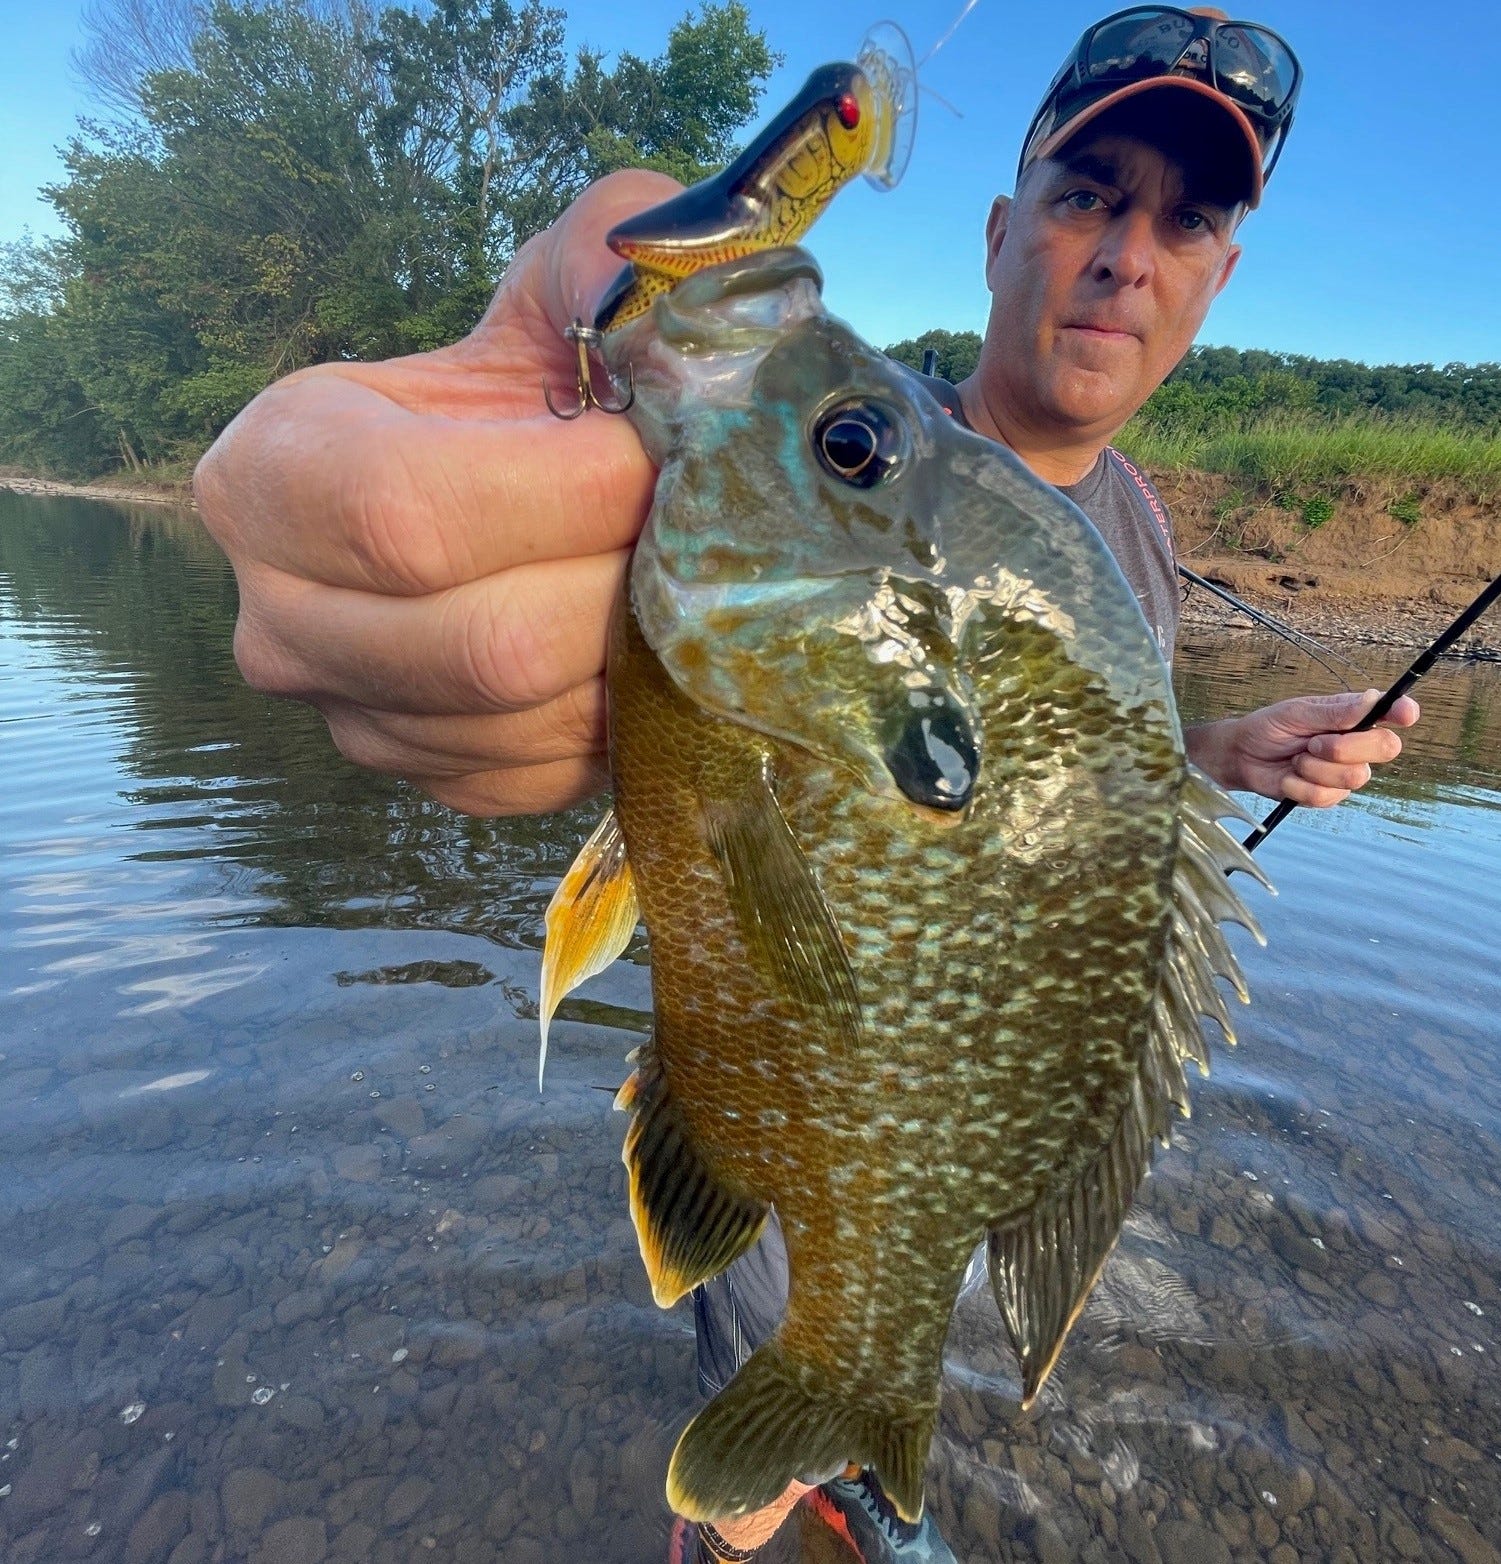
[984,194,1012,287]
[1213,241,1243,298]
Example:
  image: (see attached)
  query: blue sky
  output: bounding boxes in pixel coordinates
[3,0,1499,366]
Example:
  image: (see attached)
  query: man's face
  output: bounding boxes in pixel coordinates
[982,130,1242,442]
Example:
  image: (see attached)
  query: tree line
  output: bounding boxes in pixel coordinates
[885,333,1501,437]
[6,2,1500,483]
[0,0,775,478]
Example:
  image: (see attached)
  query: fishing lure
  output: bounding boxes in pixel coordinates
[544,23,917,418]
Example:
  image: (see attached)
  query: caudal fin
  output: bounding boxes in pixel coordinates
[666,1339,936,1525]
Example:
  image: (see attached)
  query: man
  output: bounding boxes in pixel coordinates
[196,10,1418,1561]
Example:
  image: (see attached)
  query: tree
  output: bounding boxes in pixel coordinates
[2,0,776,476]
[0,239,116,475]
[883,328,982,383]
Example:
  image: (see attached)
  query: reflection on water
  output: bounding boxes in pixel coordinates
[1,494,1498,1562]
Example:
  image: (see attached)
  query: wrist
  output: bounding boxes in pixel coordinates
[1184,716,1245,792]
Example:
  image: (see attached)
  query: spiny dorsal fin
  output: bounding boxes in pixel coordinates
[989,766,1272,1404]
[538,809,640,1091]
[700,755,861,1044]
[619,1052,769,1308]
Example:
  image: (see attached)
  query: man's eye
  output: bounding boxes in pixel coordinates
[1063,190,1104,213]
[1177,210,1214,233]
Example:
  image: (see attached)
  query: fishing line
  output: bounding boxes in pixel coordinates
[1177,563,1366,689]
[910,0,983,118]
[918,0,984,66]
[1242,569,1501,852]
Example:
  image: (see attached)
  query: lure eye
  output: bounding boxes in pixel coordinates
[835,91,861,130]
[813,400,905,488]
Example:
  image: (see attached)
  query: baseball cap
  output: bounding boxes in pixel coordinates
[1017,7,1302,209]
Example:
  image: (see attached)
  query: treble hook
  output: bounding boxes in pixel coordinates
[543,318,635,419]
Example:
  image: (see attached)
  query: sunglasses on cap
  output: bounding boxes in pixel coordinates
[1019,7,1303,184]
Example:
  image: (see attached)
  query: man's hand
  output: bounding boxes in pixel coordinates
[1186,689,1421,806]
[195,170,682,817]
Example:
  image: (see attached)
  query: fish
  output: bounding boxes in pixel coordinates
[538,54,1269,1532]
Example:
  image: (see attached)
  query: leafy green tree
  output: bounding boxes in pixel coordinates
[0,238,117,475]
[882,328,982,383]
[1,0,775,478]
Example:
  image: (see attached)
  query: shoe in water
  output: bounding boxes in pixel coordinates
[808,1471,958,1564]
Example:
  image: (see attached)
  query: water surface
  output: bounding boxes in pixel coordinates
[2,494,1498,1563]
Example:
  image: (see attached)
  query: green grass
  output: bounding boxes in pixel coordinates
[1121,412,1501,497]
[1388,492,1424,526]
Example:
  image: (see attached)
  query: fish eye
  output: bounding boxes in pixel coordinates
[812,400,905,489]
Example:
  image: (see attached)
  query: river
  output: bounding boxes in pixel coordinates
[2,492,1498,1563]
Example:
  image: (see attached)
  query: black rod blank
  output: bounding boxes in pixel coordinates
[1242,571,1501,852]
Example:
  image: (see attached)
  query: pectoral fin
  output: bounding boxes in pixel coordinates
[700,755,861,1043]
[538,809,640,1091]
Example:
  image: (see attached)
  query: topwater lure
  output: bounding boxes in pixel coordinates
[543,23,917,420]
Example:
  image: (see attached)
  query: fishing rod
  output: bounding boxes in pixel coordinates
[1242,569,1501,853]
[1177,562,1365,687]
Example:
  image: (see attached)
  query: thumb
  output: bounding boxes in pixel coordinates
[478,170,685,345]
[1281,687,1421,738]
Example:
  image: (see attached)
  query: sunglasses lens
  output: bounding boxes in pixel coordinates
[1085,9,1197,80]
[1211,25,1299,118]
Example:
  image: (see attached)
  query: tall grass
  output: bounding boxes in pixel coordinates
[1121,411,1501,498]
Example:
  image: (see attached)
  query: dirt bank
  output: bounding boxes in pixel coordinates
[0,469,192,507]
[1156,470,1501,657]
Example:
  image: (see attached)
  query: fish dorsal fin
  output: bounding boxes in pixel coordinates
[619,1051,770,1307]
[538,808,641,1090]
[989,765,1271,1404]
[700,754,861,1044]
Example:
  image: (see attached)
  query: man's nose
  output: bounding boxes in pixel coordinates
[1093,210,1156,287]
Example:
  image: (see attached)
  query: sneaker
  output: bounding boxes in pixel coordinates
[808,1471,959,1564]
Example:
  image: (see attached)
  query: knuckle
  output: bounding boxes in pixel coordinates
[231,611,301,698]
[192,442,233,543]
[341,471,427,592]
[322,708,394,774]
[547,678,608,752]
[452,585,552,712]
[419,773,501,817]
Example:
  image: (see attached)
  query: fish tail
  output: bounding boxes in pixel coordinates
[667,1339,935,1525]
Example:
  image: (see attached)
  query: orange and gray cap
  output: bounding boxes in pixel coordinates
[1017,7,1301,210]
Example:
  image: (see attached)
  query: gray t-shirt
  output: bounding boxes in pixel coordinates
[905,372,1181,658]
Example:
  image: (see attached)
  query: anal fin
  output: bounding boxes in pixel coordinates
[539,809,640,1090]
[621,1053,769,1308]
